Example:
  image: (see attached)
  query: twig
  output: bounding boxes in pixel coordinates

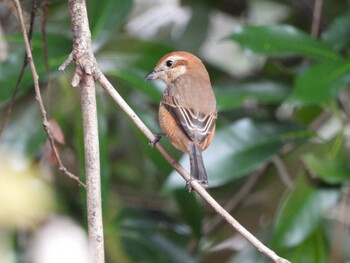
[41,0,50,77]
[12,0,85,189]
[0,0,37,139]
[311,0,323,38]
[41,0,52,107]
[64,0,104,263]
[271,155,293,189]
[94,68,290,263]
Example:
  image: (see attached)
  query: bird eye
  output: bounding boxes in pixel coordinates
[165,60,174,67]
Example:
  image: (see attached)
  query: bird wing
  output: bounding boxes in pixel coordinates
[162,94,216,143]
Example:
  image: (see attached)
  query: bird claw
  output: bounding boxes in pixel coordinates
[185,177,195,193]
[149,132,165,147]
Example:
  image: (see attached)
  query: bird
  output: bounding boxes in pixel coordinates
[145,51,217,188]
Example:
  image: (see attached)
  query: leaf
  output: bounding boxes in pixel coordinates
[302,133,350,184]
[176,2,209,52]
[303,154,350,184]
[0,33,72,104]
[287,59,350,106]
[163,118,313,191]
[97,36,173,71]
[119,209,194,263]
[322,11,350,52]
[230,25,340,60]
[87,0,133,44]
[173,190,204,238]
[215,80,290,111]
[271,175,339,248]
[285,228,328,263]
[0,103,46,158]
[108,69,162,104]
[0,50,32,104]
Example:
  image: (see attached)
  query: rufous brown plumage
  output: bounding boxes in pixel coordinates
[145,51,217,187]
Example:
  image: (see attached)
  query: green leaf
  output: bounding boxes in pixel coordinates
[0,103,45,158]
[285,228,328,263]
[322,11,350,52]
[98,37,173,72]
[119,209,194,263]
[215,80,290,111]
[230,25,340,60]
[176,2,209,52]
[163,118,313,191]
[87,0,133,43]
[287,59,350,106]
[107,69,162,104]
[0,50,32,104]
[272,175,339,248]
[294,106,323,125]
[302,133,350,184]
[0,32,72,104]
[303,154,350,184]
[173,190,204,238]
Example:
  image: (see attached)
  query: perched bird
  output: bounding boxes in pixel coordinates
[145,51,217,188]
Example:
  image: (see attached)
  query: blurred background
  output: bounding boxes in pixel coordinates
[0,0,350,262]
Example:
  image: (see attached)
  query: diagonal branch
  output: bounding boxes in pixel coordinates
[93,68,291,263]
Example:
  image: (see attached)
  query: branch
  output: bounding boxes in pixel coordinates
[311,0,323,38]
[12,0,85,188]
[271,155,293,189]
[41,0,51,98]
[94,68,291,263]
[64,0,104,262]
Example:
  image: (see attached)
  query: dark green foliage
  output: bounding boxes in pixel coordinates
[1,0,350,262]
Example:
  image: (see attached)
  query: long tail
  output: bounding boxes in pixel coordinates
[189,144,208,187]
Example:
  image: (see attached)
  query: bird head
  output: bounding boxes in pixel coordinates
[145,51,208,84]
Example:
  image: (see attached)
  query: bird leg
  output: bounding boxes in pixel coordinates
[149,132,165,147]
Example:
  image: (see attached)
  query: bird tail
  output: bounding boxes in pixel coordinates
[189,144,208,187]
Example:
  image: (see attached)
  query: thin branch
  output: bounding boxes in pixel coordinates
[41,0,50,77]
[311,0,323,38]
[271,155,293,189]
[41,0,52,107]
[93,68,291,263]
[12,0,85,189]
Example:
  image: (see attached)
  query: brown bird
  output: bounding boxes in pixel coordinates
[145,51,217,188]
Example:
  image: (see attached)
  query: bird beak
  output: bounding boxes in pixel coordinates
[144,70,158,81]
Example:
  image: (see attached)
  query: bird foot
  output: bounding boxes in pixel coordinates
[185,177,195,193]
[149,132,165,147]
